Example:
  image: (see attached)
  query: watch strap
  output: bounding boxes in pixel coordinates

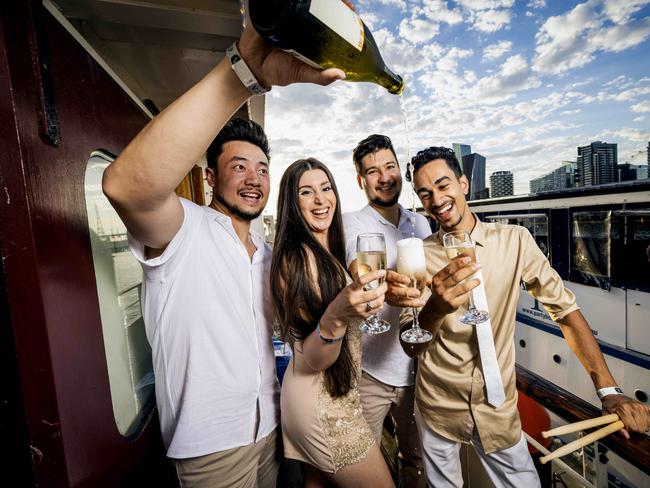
[597,386,624,400]
[225,42,269,95]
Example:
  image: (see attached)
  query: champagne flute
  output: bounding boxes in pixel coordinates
[397,238,433,344]
[357,233,390,334]
[442,230,489,325]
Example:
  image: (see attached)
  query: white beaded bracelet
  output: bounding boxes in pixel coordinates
[225,42,269,95]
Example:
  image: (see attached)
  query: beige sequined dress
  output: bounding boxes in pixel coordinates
[280,318,375,473]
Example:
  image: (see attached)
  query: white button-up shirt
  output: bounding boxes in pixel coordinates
[343,204,432,386]
[129,198,280,459]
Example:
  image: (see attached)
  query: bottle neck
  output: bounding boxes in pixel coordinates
[380,66,404,95]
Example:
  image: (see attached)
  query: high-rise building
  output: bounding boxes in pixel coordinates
[576,141,617,187]
[618,163,649,181]
[617,163,637,182]
[530,161,576,193]
[647,141,649,166]
[452,143,471,168]
[490,171,514,197]
[461,153,487,200]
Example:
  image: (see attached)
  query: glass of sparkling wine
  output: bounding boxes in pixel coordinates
[442,230,489,325]
[397,238,433,344]
[357,233,391,334]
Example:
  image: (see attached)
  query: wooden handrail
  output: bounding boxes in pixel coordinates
[516,364,650,475]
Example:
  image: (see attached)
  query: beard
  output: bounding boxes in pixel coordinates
[370,192,400,208]
[214,192,264,221]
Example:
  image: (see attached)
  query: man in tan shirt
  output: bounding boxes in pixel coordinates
[388,146,650,487]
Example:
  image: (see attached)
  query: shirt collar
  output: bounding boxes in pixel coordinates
[434,213,486,247]
[205,205,264,253]
[362,203,409,229]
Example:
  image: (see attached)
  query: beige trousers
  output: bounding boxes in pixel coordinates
[359,371,426,488]
[174,429,281,488]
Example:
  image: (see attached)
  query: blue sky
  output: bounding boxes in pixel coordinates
[264,0,650,215]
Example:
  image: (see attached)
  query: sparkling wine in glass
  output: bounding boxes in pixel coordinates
[397,238,433,344]
[357,233,390,334]
[442,230,489,325]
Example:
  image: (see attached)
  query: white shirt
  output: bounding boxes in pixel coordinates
[129,198,280,459]
[343,204,432,386]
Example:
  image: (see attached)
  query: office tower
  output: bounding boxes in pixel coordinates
[617,164,637,182]
[576,141,617,187]
[452,143,471,169]
[490,171,514,197]
[530,161,576,193]
[461,153,487,200]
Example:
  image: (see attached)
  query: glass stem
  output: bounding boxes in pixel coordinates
[411,307,420,330]
[467,287,477,311]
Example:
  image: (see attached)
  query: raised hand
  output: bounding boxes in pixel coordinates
[428,257,481,316]
[385,270,427,308]
[237,23,346,90]
[326,270,388,326]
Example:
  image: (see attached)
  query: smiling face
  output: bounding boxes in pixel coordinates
[358,148,402,208]
[413,158,474,232]
[298,169,337,238]
[207,140,270,221]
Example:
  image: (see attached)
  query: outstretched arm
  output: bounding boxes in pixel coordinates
[102,26,345,249]
[559,310,650,437]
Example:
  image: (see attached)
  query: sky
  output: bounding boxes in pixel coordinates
[263,0,650,216]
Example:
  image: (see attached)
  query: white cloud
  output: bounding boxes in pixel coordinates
[455,0,514,9]
[631,101,650,113]
[399,17,441,44]
[472,8,512,32]
[633,116,646,122]
[602,0,650,23]
[483,40,513,60]
[469,54,541,102]
[421,0,464,24]
[533,0,650,74]
[527,0,546,8]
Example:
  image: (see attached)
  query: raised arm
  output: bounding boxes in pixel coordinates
[102,27,345,249]
[398,257,480,358]
[301,270,387,372]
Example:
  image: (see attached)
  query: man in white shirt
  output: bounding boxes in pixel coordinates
[102,24,346,488]
[343,134,431,488]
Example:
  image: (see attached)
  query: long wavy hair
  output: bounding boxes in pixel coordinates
[270,158,355,397]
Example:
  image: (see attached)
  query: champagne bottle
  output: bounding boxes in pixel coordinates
[248,0,404,95]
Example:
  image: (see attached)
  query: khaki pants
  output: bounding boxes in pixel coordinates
[174,429,281,488]
[359,372,426,488]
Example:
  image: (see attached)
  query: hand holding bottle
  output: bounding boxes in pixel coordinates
[237,8,347,90]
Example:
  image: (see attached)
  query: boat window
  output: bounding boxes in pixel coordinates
[612,210,650,293]
[570,211,611,290]
[484,213,550,258]
[84,150,155,439]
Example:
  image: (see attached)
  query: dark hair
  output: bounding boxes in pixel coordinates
[406,146,462,182]
[206,118,270,169]
[270,158,354,398]
[352,134,398,175]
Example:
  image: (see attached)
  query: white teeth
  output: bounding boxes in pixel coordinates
[241,192,260,199]
[437,203,452,214]
[313,208,328,215]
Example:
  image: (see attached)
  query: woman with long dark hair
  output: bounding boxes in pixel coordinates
[271,158,394,487]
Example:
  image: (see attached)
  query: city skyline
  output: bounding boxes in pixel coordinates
[263,0,650,215]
